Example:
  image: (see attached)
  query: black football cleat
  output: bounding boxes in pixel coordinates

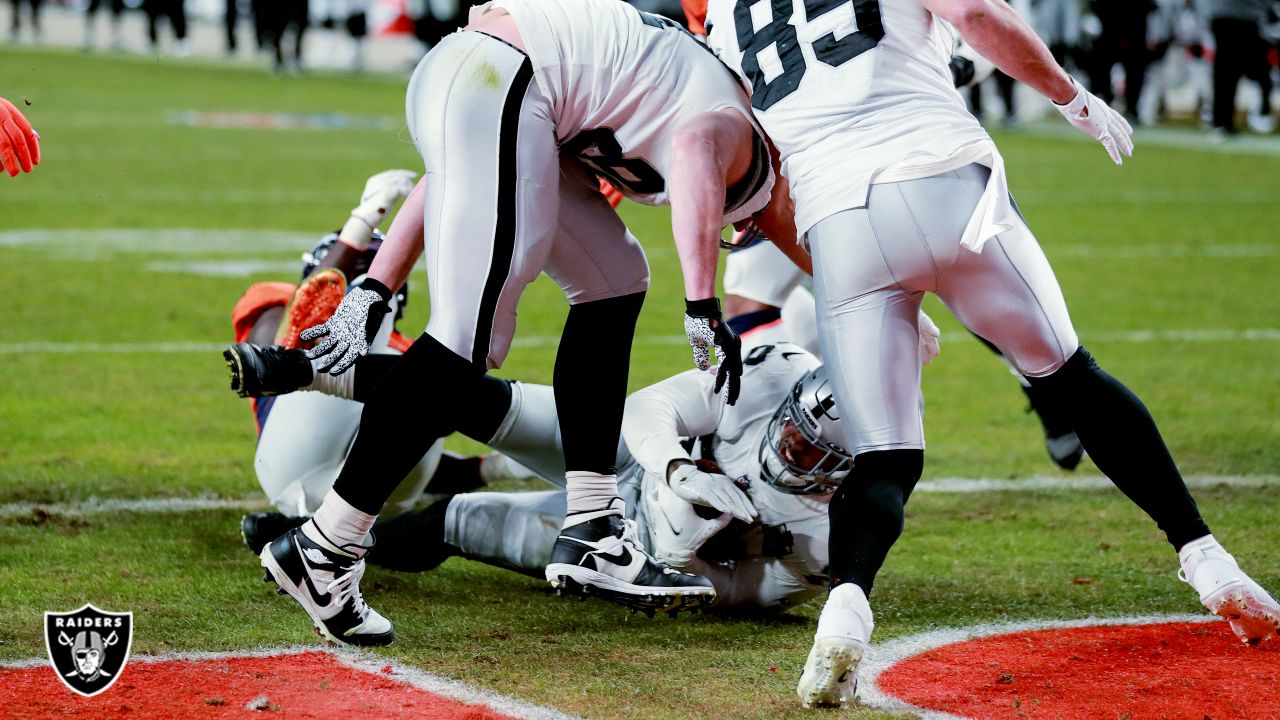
[260,521,394,646]
[242,511,309,555]
[224,342,313,398]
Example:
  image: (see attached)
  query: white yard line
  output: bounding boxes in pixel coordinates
[0,647,579,720]
[0,496,268,518]
[3,475,1274,519]
[8,328,1277,354]
[857,613,1216,719]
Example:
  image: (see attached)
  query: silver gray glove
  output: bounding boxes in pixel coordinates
[300,278,392,375]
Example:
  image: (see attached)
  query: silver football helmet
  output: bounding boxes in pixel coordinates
[757,366,853,495]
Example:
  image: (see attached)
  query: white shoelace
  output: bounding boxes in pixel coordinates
[327,559,369,616]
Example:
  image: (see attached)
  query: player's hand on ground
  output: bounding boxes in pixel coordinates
[346,169,418,236]
[299,279,393,375]
[0,97,40,177]
[668,462,757,523]
[918,309,941,365]
[684,297,743,405]
[1052,78,1133,165]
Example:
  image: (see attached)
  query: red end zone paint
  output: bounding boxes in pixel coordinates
[876,621,1277,720]
[0,651,515,719]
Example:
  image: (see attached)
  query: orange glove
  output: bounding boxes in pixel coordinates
[0,97,40,177]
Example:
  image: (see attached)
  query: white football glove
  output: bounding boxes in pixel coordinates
[300,279,393,375]
[339,169,418,250]
[667,463,757,524]
[1052,78,1134,166]
[918,309,941,365]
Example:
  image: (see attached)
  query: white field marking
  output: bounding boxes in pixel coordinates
[1053,244,1277,258]
[0,648,579,720]
[4,328,1277,355]
[8,229,1274,260]
[916,473,1280,493]
[3,475,1274,520]
[1015,120,1280,157]
[0,342,229,354]
[857,613,1216,720]
[145,260,301,277]
[0,228,318,254]
[0,496,268,519]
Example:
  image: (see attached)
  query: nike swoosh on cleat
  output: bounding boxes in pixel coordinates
[589,546,632,566]
[294,545,333,605]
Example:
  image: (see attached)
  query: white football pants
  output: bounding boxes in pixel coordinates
[809,162,1078,455]
[405,31,649,370]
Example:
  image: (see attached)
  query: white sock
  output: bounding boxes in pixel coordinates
[309,490,376,548]
[816,583,875,644]
[304,359,355,399]
[564,471,619,514]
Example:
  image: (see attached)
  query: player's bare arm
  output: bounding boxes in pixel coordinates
[668,108,756,300]
[363,174,427,292]
[748,147,811,276]
[921,0,1074,103]
[921,0,1133,164]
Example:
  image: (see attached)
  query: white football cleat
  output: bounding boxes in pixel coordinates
[260,520,394,646]
[797,583,873,709]
[1179,535,1280,647]
[545,499,716,616]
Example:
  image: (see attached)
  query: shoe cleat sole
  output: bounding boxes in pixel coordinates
[224,347,247,397]
[1204,582,1280,646]
[548,575,703,617]
[797,639,863,709]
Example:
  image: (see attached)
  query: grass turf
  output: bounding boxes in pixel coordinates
[1,45,1277,719]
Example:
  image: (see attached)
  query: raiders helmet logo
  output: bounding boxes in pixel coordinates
[44,604,133,697]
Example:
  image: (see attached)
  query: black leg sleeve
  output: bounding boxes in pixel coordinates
[828,449,924,596]
[332,333,482,514]
[554,291,645,475]
[351,350,512,442]
[1026,347,1210,549]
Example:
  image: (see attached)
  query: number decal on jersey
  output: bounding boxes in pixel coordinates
[744,344,775,366]
[561,128,665,196]
[732,0,885,110]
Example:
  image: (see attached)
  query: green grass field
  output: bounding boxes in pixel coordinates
[1,46,1277,719]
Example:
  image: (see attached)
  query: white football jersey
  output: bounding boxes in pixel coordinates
[484,0,774,223]
[705,0,997,235]
[623,343,831,530]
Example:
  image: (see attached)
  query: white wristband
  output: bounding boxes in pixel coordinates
[338,214,375,251]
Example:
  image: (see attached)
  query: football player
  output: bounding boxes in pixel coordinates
[705,0,1279,706]
[0,97,40,177]
[229,340,902,612]
[258,0,813,647]
[227,168,532,523]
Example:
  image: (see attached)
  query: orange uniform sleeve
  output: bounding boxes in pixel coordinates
[231,282,297,343]
[681,0,708,36]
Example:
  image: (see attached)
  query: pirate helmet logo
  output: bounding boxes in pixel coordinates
[44,604,133,697]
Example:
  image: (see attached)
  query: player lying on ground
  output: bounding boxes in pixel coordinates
[254,0,820,647]
[230,341,887,612]
[227,169,534,523]
[706,0,1280,707]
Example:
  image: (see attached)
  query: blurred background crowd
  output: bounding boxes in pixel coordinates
[6,0,1279,136]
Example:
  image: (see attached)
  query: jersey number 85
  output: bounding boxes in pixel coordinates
[731,0,884,110]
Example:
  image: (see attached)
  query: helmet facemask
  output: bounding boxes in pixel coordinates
[757,367,852,495]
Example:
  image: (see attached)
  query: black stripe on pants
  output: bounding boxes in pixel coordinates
[472,58,534,369]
